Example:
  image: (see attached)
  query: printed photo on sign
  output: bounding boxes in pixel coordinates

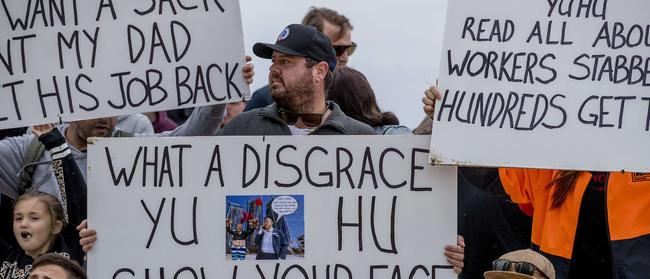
[225,195,305,261]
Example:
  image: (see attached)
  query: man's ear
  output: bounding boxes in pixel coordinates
[312,62,329,83]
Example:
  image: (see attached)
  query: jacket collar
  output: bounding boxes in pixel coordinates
[258,101,346,133]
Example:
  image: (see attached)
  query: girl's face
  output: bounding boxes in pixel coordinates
[13,198,62,258]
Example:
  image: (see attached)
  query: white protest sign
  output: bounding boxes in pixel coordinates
[431,0,650,172]
[88,135,457,279]
[0,0,249,129]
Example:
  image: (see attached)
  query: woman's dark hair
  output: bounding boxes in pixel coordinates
[547,171,581,210]
[327,67,399,127]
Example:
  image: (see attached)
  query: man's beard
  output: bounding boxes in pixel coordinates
[270,70,315,112]
[76,122,114,142]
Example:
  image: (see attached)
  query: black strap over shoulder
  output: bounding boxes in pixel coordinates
[19,136,46,194]
[113,130,133,138]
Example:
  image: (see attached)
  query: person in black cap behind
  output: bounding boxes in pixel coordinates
[217,24,375,136]
[244,7,357,111]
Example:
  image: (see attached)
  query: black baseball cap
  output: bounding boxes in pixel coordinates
[253,24,337,71]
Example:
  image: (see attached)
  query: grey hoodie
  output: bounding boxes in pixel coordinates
[0,104,226,202]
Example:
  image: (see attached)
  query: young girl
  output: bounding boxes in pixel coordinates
[0,126,85,278]
[1,192,65,278]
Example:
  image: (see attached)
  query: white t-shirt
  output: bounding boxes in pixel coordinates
[288,125,312,135]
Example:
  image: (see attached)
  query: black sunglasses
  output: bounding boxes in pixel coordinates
[333,42,357,57]
[492,259,543,277]
[278,106,329,127]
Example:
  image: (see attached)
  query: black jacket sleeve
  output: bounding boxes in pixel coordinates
[242,226,256,238]
[38,129,86,264]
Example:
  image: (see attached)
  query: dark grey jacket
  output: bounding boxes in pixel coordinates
[218,102,376,136]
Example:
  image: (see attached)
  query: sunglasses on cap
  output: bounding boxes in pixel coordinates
[492,259,547,278]
[333,42,357,57]
[278,105,329,127]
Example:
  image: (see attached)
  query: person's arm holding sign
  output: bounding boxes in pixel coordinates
[445,235,465,274]
[225,218,236,235]
[77,56,255,253]
[422,85,442,119]
[422,86,466,274]
[32,124,87,264]
[157,56,255,137]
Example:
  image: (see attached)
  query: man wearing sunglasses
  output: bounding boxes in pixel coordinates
[304,7,356,68]
[217,24,374,136]
[244,7,357,111]
[484,249,555,279]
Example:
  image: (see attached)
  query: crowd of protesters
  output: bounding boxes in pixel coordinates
[1,5,645,279]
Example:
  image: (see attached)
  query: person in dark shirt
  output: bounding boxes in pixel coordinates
[567,171,611,278]
[457,167,532,279]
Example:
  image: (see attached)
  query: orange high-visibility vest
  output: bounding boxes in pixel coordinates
[499,169,650,278]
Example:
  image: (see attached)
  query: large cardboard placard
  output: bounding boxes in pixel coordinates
[432,0,649,172]
[0,0,249,129]
[87,135,457,279]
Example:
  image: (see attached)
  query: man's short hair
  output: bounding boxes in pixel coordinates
[32,254,87,279]
[302,7,352,41]
[264,216,274,223]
